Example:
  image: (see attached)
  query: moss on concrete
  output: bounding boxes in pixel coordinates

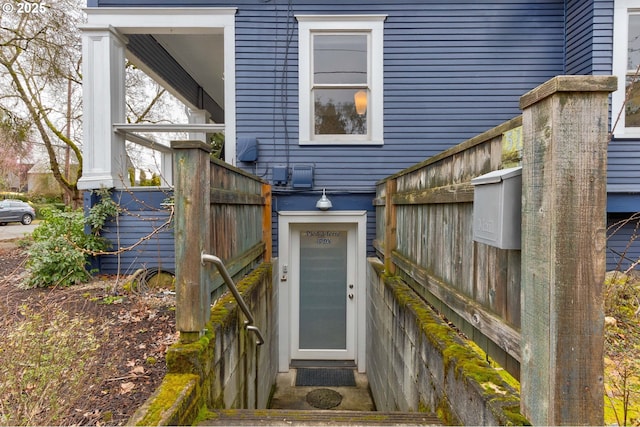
[131,373,200,426]
[435,396,460,425]
[502,405,532,426]
[166,330,214,375]
[193,404,218,424]
[381,272,530,425]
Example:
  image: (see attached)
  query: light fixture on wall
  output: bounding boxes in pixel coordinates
[315,188,333,211]
[354,90,367,115]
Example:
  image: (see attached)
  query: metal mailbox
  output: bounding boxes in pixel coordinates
[471,166,522,250]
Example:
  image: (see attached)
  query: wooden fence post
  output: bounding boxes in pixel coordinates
[385,178,397,275]
[262,183,272,263]
[519,76,617,425]
[171,140,212,342]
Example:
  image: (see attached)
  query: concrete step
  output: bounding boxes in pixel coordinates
[199,409,442,426]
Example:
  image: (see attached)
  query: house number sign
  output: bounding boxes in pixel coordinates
[302,230,343,246]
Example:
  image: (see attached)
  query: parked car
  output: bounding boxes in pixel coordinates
[0,199,36,225]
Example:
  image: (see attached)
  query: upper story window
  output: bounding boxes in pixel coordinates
[297,15,386,145]
[613,0,640,138]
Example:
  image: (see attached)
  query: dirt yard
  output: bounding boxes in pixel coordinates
[0,242,177,426]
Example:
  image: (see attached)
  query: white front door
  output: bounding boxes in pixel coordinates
[277,211,367,372]
[291,224,356,360]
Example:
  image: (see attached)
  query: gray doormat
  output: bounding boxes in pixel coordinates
[295,368,356,387]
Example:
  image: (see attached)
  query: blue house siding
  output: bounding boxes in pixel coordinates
[87,0,640,273]
[235,0,566,257]
[609,142,640,190]
[566,0,595,74]
[607,214,640,272]
[235,0,566,189]
[95,190,175,275]
[94,0,566,188]
[592,0,614,75]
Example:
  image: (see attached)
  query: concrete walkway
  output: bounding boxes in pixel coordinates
[200,370,442,425]
[269,369,376,411]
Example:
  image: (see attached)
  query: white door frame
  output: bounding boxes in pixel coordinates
[278,211,367,373]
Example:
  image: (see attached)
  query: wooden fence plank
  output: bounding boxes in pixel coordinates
[211,188,265,205]
[392,250,522,362]
[262,183,272,262]
[393,183,474,205]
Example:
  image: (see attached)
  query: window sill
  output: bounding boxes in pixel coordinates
[612,129,640,140]
[299,139,384,146]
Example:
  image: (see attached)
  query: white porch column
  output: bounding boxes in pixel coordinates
[78,26,128,190]
[187,109,211,142]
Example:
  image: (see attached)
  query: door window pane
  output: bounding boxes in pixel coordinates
[299,230,347,350]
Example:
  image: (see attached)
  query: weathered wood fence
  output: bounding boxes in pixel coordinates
[171,140,271,340]
[375,76,616,425]
[374,116,524,375]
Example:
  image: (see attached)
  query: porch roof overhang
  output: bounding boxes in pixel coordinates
[79,7,238,189]
[83,7,236,123]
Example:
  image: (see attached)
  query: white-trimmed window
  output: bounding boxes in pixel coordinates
[297,15,386,145]
[613,0,640,138]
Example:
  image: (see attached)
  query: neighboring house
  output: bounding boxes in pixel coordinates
[1,163,31,192]
[80,0,638,369]
[27,160,79,198]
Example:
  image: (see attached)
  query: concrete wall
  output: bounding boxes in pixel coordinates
[128,262,278,425]
[366,258,528,425]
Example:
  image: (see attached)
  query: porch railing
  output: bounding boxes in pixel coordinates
[114,123,225,187]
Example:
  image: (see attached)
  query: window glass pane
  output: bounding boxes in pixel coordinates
[313,34,367,85]
[299,230,347,350]
[625,76,640,127]
[629,14,640,71]
[314,88,367,135]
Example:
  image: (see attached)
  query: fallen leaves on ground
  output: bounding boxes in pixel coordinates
[0,245,177,426]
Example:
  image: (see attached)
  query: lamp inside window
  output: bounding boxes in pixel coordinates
[354,90,367,115]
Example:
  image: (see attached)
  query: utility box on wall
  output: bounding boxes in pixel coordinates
[471,166,522,250]
[291,164,313,189]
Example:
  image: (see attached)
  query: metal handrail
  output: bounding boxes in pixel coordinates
[201,252,265,346]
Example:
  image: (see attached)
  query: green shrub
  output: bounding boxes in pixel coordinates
[32,202,64,218]
[27,193,63,204]
[24,209,93,287]
[23,189,117,288]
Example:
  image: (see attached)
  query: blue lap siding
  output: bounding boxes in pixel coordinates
[87,0,639,272]
[85,190,175,275]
